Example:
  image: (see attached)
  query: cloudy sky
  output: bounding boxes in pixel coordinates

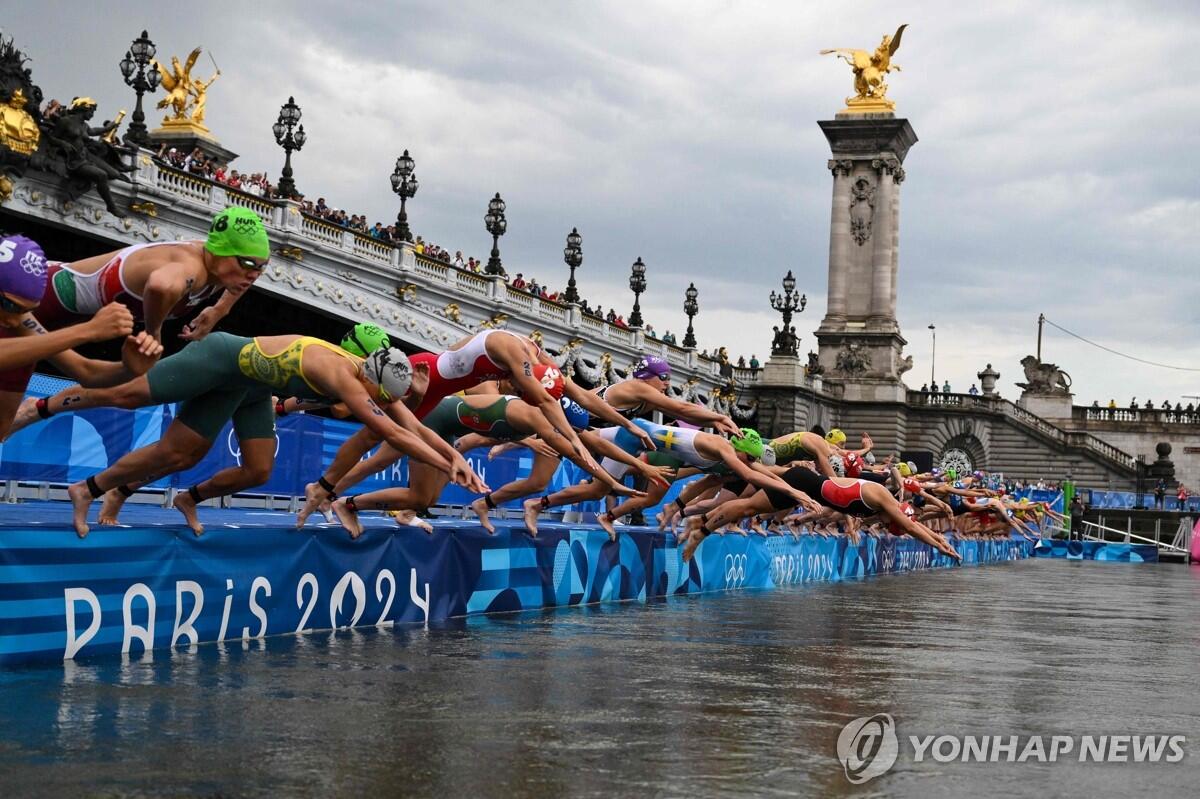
[7,1,1199,403]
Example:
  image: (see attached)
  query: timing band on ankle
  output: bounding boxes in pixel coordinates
[539,496,551,510]
[116,484,135,498]
[484,493,497,510]
[188,485,204,503]
[35,398,52,419]
[345,496,359,512]
[699,512,713,535]
[318,476,336,494]
[86,476,104,499]
[675,497,687,512]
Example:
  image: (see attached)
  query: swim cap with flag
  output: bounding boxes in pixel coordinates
[0,234,48,303]
[205,207,270,260]
[518,364,565,401]
[730,428,765,460]
[363,346,413,401]
[340,323,391,358]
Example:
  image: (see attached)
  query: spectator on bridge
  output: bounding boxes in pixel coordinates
[750,354,760,369]
[1188,403,1196,413]
[1144,399,1154,410]
[737,356,746,368]
[511,273,526,289]
[1175,402,1184,412]
[453,251,464,268]
[606,308,617,324]
[1129,397,1137,409]
[930,383,939,394]
[1177,483,1189,510]
[969,384,980,396]
[920,383,929,393]
[1162,400,1172,410]
[943,380,952,393]
[614,315,628,329]
[645,324,656,338]
[661,330,676,345]
[1108,398,1117,409]
[1154,479,1166,509]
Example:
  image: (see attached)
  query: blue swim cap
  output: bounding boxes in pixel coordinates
[560,397,589,430]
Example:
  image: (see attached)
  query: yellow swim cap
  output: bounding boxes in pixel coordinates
[825,428,847,446]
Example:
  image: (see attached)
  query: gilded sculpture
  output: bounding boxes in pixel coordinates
[821,24,907,114]
[154,47,220,131]
[0,88,39,155]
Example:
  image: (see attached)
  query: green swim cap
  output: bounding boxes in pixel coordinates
[340,323,392,357]
[731,428,765,460]
[945,468,958,481]
[205,206,270,260]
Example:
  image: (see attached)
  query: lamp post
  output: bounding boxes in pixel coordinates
[118,29,159,148]
[272,96,306,199]
[484,192,507,275]
[562,227,582,304]
[928,323,937,387]
[389,149,418,243]
[769,269,807,356]
[628,257,647,328]
[682,282,699,349]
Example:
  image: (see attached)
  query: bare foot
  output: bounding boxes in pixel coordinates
[522,498,542,537]
[318,501,335,524]
[296,481,328,528]
[172,492,205,536]
[8,397,41,436]
[681,524,706,563]
[597,512,617,542]
[469,498,496,534]
[332,498,364,540]
[389,509,434,535]
[66,482,93,539]
[98,489,129,525]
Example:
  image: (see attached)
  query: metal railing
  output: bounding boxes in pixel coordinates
[1080,518,1187,555]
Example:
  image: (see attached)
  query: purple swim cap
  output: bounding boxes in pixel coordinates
[0,235,48,304]
[633,355,670,380]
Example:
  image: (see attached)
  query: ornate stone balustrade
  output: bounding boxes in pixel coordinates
[907,391,1136,471]
[1,157,756,407]
[1075,406,1200,426]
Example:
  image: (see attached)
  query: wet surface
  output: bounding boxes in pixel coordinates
[1,559,1198,797]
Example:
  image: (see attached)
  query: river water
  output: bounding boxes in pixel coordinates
[1,559,1197,798]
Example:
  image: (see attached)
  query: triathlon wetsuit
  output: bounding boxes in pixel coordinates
[0,242,220,395]
[409,330,538,419]
[596,419,719,479]
[595,382,648,419]
[38,241,219,329]
[144,332,358,441]
[764,466,877,515]
[421,395,527,445]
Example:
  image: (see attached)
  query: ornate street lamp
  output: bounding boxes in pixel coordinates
[769,269,807,356]
[484,192,507,275]
[682,282,699,349]
[272,96,306,199]
[389,149,418,243]
[119,29,160,148]
[562,227,582,304]
[628,256,647,328]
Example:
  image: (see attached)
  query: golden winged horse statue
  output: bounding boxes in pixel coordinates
[821,24,907,113]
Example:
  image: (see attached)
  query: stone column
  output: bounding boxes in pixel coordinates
[823,159,854,324]
[868,160,895,326]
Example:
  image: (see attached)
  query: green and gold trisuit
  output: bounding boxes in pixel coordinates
[145,332,359,441]
[770,432,813,465]
[422,395,526,445]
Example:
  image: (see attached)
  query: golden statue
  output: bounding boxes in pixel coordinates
[0,88,41,155]
[100,110,126,144]
[821,24,907,114]
[153,47,220,132]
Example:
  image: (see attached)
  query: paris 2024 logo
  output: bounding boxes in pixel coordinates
[837,713,899,784]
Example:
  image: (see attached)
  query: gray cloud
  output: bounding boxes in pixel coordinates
[5,0,1199,402]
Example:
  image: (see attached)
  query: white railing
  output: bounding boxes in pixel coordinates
[299,214,344,247]
[454,270,490,297]
[535,299,569,324]
[414,255,450,283]
[1080,520,1187,554]
[155,167,211,205]
[224,188,274,218]
[352,233,394,265]
[505,286,535,311]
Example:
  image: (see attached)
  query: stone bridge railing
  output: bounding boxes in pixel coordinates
[1074,406,1200,427]
[907,391,1137,472]
[2,156,758,405]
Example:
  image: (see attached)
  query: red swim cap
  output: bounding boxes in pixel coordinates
[522,364,565,400]
[844,452,862,477]
[902,478,922,495]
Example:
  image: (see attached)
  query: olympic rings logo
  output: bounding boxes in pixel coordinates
[724,553,747,587]
[227,428,280,466]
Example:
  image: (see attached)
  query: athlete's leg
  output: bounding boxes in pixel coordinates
[862,482,960,559]
[11,377,152,434]
[173,438,275,536]
[296,426,382,527]
[334,462,447,540]
[681,493,774,561]
[470,450,561,534]
[522,477,613,538]
[65,420,213,538]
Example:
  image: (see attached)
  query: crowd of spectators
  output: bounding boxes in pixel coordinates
[146,145,770,366]
[1089,398,1196,413]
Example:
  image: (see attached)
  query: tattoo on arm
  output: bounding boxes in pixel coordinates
[366,399,386,417]
[523,361,532,377]
[20,317,46,334]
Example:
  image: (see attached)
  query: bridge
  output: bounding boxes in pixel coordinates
[1,157,764,419]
